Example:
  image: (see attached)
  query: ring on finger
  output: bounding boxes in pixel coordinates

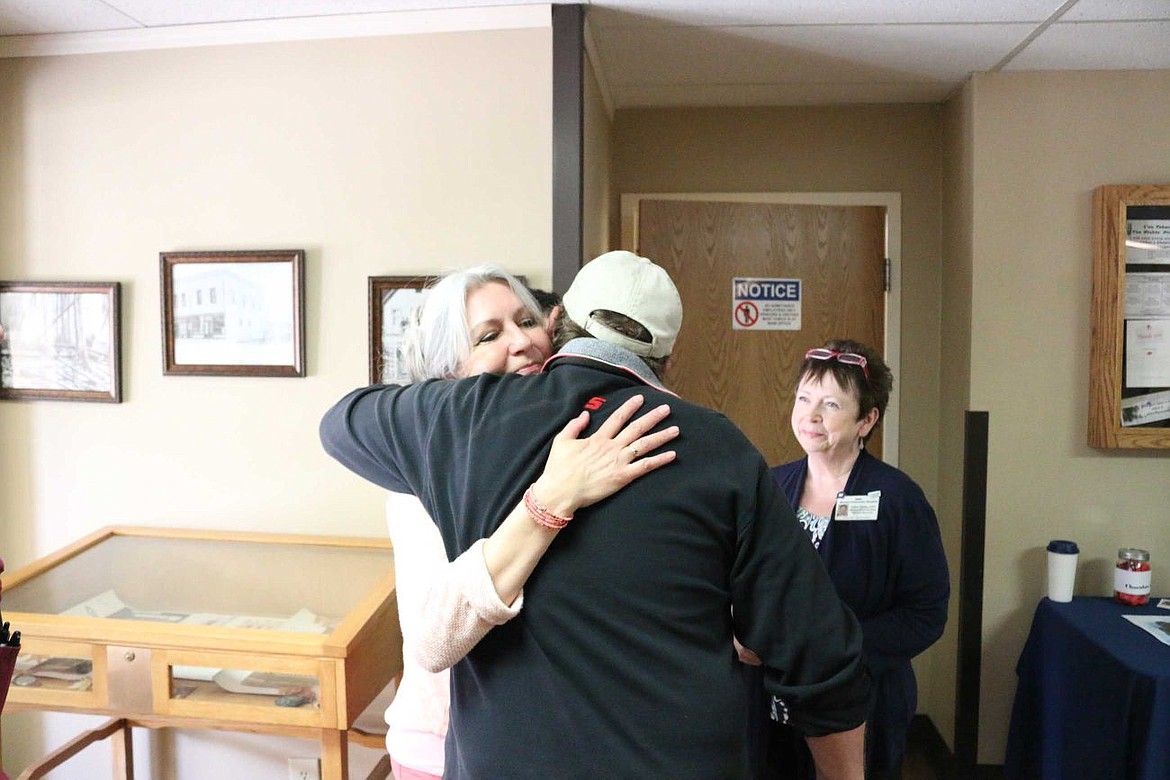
[629,446,640,459]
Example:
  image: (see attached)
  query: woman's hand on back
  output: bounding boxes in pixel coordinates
[529,395,678,518]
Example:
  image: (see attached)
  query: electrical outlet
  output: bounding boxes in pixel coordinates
[287,757,321,780]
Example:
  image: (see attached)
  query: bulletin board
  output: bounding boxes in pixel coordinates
[1089,184,1170,449]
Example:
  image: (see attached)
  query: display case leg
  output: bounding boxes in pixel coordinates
[17,718,128,780]
[320,728,349,780]
[111,721,133,779]
[364,754,391,780]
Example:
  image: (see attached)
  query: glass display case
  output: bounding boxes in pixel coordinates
[0,526,401,780]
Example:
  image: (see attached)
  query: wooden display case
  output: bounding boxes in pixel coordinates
[0,526,401,780]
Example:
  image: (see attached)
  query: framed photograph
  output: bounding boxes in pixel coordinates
[369,276,435,384]
[161,250,305,377]
[0,281,122,403]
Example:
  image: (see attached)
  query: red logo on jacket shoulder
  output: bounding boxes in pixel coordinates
[583,396,606,411]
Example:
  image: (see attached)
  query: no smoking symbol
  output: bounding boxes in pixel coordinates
[735,301,760,327]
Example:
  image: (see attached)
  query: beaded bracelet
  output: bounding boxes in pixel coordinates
[523,486,573,530]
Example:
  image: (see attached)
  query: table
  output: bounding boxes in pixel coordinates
[0,526,402,780]
[1004,596,1170,780]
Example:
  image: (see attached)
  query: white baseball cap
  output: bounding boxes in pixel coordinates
[562,251,683,358]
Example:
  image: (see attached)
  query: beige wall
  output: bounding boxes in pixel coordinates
[961,69,1170,764]
[612,78,1170,768]
[610,102,953,730]
[936,79,975,749]
[610,106,944,494]
[583,48,612,262]
[6,17,1168,773]
[0,21,552,777]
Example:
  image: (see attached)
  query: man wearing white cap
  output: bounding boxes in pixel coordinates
[321,251,868,780]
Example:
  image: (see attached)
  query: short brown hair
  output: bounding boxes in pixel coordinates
[796,338,892,443]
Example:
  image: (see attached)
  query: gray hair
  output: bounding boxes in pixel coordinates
[401,265,543,381]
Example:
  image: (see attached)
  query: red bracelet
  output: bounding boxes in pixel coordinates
[523,486,573,530]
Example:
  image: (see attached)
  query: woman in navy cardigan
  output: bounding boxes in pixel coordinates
[752,339,950,779]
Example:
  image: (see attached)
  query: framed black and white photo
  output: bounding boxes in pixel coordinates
[161,250,305,377]
[369,276,435,384]
[0,281,122,403]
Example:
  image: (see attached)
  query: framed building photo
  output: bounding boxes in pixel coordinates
[369,276,435,384]
[160,250,306,377]
[0,281,122,403]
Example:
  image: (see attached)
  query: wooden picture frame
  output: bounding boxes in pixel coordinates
[0,281,122,403]
[1088,184,1170,449]
[368,276,435,384]
[160,250,305,377]
[367,273,534,384]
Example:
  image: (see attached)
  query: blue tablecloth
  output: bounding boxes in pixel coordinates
[1004,597,1170,780]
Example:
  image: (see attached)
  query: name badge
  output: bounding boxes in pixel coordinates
[834,491,880,521]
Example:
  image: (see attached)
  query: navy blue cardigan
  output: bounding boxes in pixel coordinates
[770,450,950,771]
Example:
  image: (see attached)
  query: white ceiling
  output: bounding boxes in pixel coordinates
[1,0,1168,107]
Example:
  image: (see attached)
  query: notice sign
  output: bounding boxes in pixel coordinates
[732,277,801,331]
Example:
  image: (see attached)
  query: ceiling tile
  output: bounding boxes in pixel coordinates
[587,0,1071,28]
[1007,20,1170,69]
[596,23,1033,86]
[0,0,140,35]
[1060,0,1170,22]
[3,0,1166,108]
[103,0,544,27]
[611,80,954,107]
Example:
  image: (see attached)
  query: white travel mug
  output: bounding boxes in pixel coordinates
[1046,540,1079,603]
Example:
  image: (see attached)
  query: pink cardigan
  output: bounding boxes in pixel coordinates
[383,493,522,772]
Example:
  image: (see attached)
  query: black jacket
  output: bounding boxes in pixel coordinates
[321,340,869,779]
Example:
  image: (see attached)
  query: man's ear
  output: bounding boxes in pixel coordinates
[544,305,562,339]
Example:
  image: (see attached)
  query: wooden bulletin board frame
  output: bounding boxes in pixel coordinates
[1089,184,1170,449]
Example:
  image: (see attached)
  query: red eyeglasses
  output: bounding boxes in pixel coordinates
[805,348,869,379]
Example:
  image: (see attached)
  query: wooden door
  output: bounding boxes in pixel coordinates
[637,199,886,466]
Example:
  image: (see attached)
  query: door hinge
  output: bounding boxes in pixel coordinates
[884,258,892,292]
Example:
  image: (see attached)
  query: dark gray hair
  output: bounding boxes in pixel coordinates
[554,310,671,381]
